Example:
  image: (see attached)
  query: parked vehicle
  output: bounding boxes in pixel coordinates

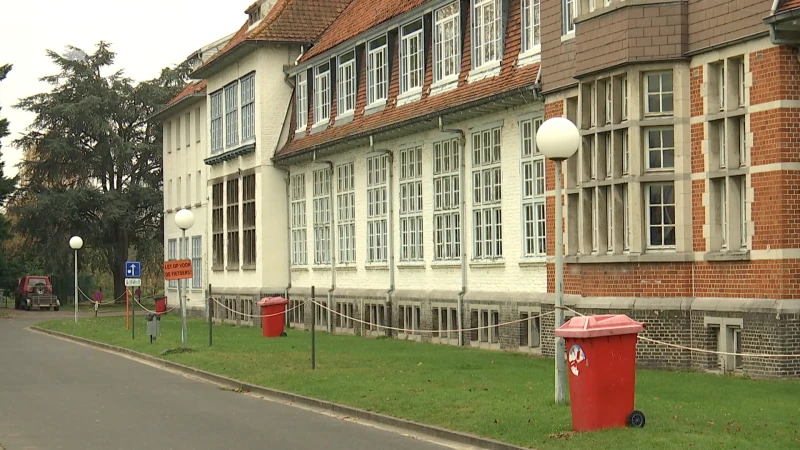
[15,276,60,311]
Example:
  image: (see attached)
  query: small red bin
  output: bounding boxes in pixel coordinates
[154,296,167,314]
[554,314,646,431]
[257,297,288,338]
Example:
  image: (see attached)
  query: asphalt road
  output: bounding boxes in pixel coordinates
[0,316,453,450]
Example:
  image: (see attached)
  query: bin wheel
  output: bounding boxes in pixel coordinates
[280,332,288,337]
[627,410,646,428]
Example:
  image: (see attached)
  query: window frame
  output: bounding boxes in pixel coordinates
[337,50,357,116]
[521,0,542,55]
[240,73,256,142]
[366,154,390,263]
[562,0,576,36]
[314,63,331,125]
[644,127,675,171]
[433,138,462,261]
[645,182,676,250]
[290,174,308,266]
[226,178,240,267]
[224,82,239,148]
[210,92,223,154]
[471,125,504,261]
[644,71,674,116]
[367,35,388,106]
[473,0,503,69]
[434,2,461,84]
[520,117,546,258]
[312,169,332,265]
[400,19,425,95]
[399,146,424,261]
[191,236,203,289]
[167,239,178,289]
[295,71,308,131]
[242,174,257,267]
[336,163,356,264]
[211,182,225,268]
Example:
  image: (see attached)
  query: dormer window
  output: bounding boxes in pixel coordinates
[473,0,502,69]
[314,62,331,124]
[338,50,356,116]
[400,19,424,95]
[296,71,308,130]
[522,0,541,55]
[367,36,388,105]
[434,2,460,83]
[248,8,263,25]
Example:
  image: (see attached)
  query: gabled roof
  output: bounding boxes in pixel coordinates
[300,0,429,63]
[778,0,800,13]
[150,80,207,122]
[191,0,351,78]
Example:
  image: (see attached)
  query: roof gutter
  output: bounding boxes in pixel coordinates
[764,8,800,46]
[273,83,539,163]
[190,41,261,79]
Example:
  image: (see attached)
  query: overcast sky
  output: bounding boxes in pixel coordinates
[0,0,246,177]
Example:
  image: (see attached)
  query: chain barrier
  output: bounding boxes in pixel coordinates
[310,299,555,335]
[559,305,800,359]
[132,297,180,315]
[210,297,307,319]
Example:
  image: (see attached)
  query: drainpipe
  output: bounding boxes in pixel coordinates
[438,116,467,347]
[274,166,292,317]
[313,150,336,332]
[369,135,395,338]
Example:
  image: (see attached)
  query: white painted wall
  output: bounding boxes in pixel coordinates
[204,44,299,294]
[162,98,209,311]
[287,103,549,297]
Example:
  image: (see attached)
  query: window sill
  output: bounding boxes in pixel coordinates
[397,89,422,106]
[561,31,576,43]
[295,126,307,136]
[365,263,389,271]
[430,77,459,96]
[165,209,174,214]
[517,50,541,68]
[335,112,354,126]
[518,258,547,267]
[193,202,202,208]
[365,101,386,116]
[397,261,425,269]
[290,266,309,272]
[225,265,240,271]
[430,260,461,269]
[336,264,358,272]
[468,61,501,84]
[242,264,257,271]
[565,251,691,264]
[312,265,332,271]
[469,260,505,268]
[704,250,750,261]
[212,265,225,272]
[310,120,329,134]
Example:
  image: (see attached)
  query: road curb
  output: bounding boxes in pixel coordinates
[31,326,532,450]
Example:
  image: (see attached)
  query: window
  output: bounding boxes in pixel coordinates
[645,128,675,170]
[337,51,356,115]
[590,82,597,127]
[290,174,307,265]
[433,138,461,260]
[562,0,576,35]
[210,92,223,153]
[314,63,331,124]
[367,36,388,105]
[621,184,630,251]
[184,113,191,146]
[296,72,308,130]
[366,155,389,262]
[620,75,628,120]
[191,236,202,289]
[645,71,673,115]
[187,174,192,205]
[736,58,746,106]
[621,129,629,175]
[176,117,182,150]
[474,0,502,68]
[167,239,177,289]
[713,175,747,252]
[196,171,202,205]
[212,182,224,268]
[604,79,612,124]
[603,133,612,178]
[226,179,240,266]
[165,122,172,153]
[312,169,331,264]
[521,118,546,257]
[738,116,746,167]
[399,146,424,261]
[519,310,541,350]
[472,126,503,260]
[177,176,182,208]
[646,183,676,248]
[337,163,355,264]
[401,20,424,94]
[224,83,238,147]
[242,174,256,267]
[522,0,541,54]
[435,3,461,82]
[715,61,726,111]
[605,188,613,253]
[240,74,255,141]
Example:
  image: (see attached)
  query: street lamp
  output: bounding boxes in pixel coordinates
[536,117,580,405]
[174,209,195,348]
[69,236,83,324]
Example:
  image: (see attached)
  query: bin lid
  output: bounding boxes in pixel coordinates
[258,297,288,306]
[554,314,645,338]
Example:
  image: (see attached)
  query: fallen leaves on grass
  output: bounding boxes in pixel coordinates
[549,431,578,440]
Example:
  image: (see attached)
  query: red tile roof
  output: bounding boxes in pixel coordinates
[194,0,351,75]
[300,0,428,62]
[278,0,541,159]
[165,80,207,109]
[778,0,800,12]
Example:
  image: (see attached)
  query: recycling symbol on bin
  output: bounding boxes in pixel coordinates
[568,344,587,376]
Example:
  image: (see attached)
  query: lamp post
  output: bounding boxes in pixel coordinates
[536,117,580,405]
[174,209,195,348]
[69,236,83,323]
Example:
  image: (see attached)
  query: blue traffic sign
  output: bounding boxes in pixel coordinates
[125,261,142,278]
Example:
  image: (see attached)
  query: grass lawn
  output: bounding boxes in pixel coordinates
[37,316,800,450]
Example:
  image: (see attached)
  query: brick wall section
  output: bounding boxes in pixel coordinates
[575,3,688,77]
[690,66,703,118]
[750,108,800,165]
[687,0,771,53]
[749,46,800,106]
[544,100,565,262]
[751,170,800,251]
